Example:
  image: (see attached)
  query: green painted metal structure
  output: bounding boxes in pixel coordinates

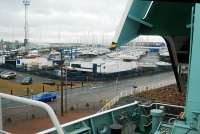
[39,103,184,134]
[39,1,200,134]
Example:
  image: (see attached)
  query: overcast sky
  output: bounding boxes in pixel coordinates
[0,0,129,43]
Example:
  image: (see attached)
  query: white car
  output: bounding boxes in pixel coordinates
[1,72,16,79]
[0,71,8,78]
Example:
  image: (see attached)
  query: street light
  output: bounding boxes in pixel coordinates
[22,0,30,51]
[60,48,66,116]
[64,67,68,113]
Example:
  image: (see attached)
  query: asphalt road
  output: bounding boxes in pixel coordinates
[65,71,175,107]
[1,71,175,108]
[0,68,51,84]
[1,71,175,124]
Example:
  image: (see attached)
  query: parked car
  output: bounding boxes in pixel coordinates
[42,79,56,85]
[132,85,137,88]
[32,92,57,102]
[1,72,16,79]
[21,77,32,85]
[0,71,8,78]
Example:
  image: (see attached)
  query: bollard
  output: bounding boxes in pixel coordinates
[10,90,13,95]
[43,85,45,92]
[57,85,59,91]
[82,81,84,87]
[151,109,164,133]
[71,82,72,89]
[27,87,29,96]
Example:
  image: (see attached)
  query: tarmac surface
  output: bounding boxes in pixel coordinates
[0,67,60,84]
[1,71,175,127]
[6,71,175,107]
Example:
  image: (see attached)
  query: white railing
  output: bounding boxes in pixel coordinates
[0,130,11,134]
[99,79,176,112]
[0,93,64,134]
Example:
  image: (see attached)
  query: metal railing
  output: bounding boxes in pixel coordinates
[0,93,64,134]
[37,101,139,134]
[0,130,11,134]
[99,79,176,112]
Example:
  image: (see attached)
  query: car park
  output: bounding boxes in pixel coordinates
[21,77,32,85]
[31,92,57,102]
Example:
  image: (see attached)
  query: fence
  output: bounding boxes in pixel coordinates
[98,79,176,112]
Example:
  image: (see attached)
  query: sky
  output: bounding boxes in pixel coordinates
[0,0,164,44]
[0,0,129,43]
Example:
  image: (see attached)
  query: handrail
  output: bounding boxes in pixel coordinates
[140,102,184,109]
[0,130,11,134]
[0,93,64,134]
[37,101,139,134]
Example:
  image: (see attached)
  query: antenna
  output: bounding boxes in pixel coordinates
[22,0,30,51]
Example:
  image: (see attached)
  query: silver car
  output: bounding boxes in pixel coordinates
[1,72,17,79]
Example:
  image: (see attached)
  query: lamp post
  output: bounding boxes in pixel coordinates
[60,48,65,116]
[65,67,68,113]
[22,0,30,51]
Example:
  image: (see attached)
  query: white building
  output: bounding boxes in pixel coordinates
[16,57,53,70]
